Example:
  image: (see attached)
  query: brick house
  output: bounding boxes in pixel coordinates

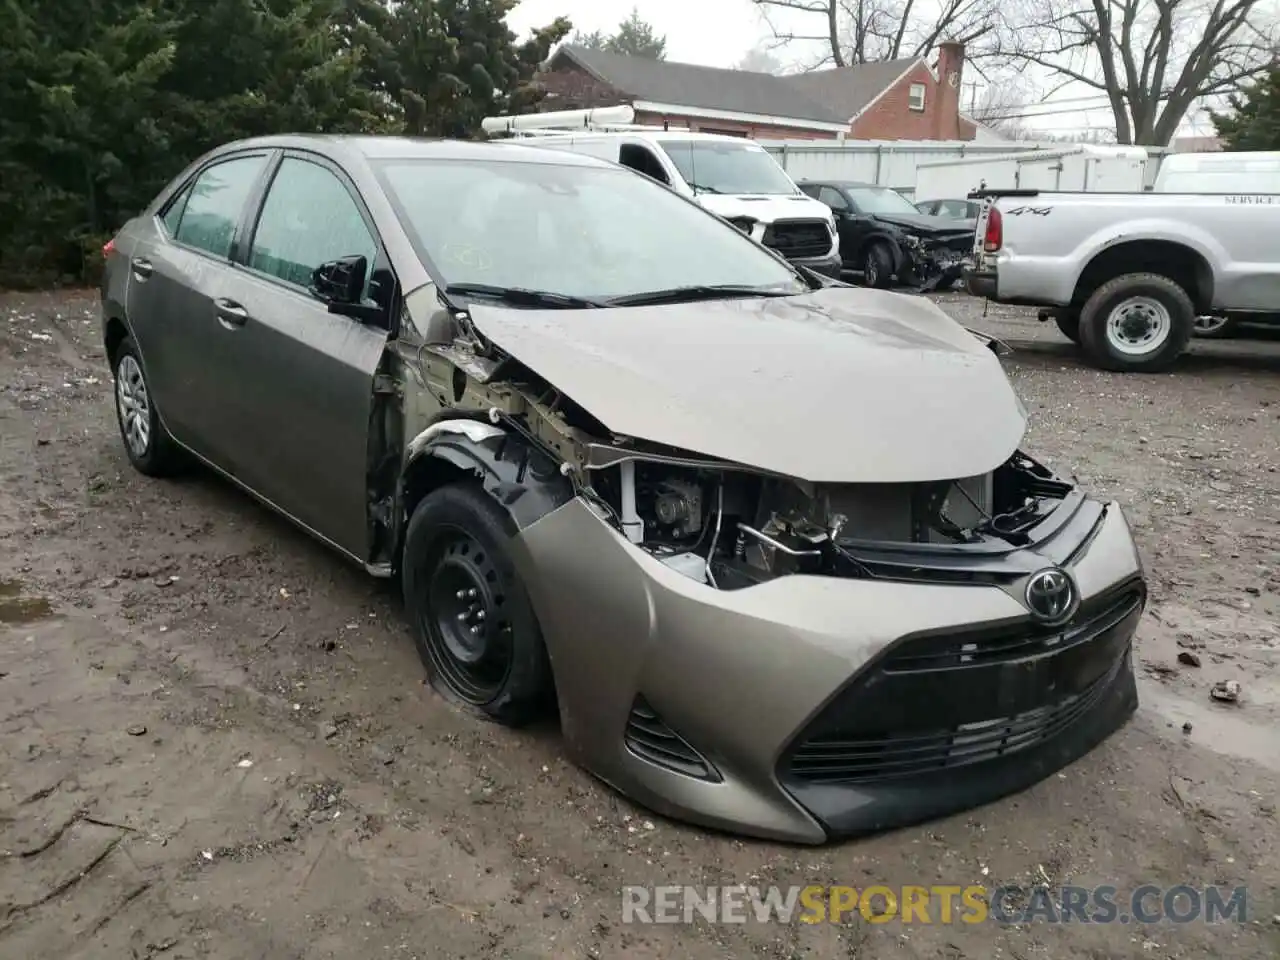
[534,42,985,142]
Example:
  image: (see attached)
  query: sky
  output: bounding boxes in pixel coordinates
[504,0,1220,141]
[507,0,773,69]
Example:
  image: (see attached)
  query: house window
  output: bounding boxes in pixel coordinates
[908,83,926,112]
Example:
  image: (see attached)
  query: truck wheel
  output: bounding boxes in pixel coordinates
[1078,273,1194,373]
[1054,313,1081,344]
[862,243,893,289]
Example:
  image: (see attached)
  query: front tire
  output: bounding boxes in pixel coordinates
[402,483,553,726]
[862,243,894,289]
[1078,273,1194,373]
[113,337,181,476]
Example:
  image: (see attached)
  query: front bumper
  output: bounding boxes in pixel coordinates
[510,494,1145,844]
[789,252,843,279]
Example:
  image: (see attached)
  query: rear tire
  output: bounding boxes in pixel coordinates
[112,337,182,476]
[1078,273,1194,373]
[1054,312,1081,344]
[402,483,553,726]
[862,243,894,289]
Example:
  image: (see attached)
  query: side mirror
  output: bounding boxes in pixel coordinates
[310,255,383,324]
[311,255,366,303]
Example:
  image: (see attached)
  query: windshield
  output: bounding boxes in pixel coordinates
[375,158,806,300]
[847,186,919,216]
[659,141,799,196]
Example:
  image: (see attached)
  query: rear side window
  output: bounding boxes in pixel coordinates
[174,154,267,258]
[161,185,192,235]
[248,157,378,291]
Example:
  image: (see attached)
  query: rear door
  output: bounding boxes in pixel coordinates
[216,151,393,560]
[124,151,275,465]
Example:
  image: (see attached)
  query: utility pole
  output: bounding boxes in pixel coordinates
[965,81,979,113]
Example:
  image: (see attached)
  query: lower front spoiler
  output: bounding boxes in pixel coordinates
[786,647,1139,840]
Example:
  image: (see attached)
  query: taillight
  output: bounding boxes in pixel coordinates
[102,238,116,257]
[983,207,1003,252]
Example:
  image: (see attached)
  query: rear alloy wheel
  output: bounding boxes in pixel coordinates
[862,243,893,289]
[402,483,553,726]
[1078,273,1194,373]
[113,337,181,476]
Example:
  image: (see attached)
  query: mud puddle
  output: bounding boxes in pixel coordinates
[1139,676,1280,771]
[0,579,54,624]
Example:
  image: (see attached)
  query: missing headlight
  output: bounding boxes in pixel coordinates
[583,450,1076,589]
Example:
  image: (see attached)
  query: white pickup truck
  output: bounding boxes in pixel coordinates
[963,188,1280,372]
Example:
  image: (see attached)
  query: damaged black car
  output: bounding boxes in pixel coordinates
[799,179,976,291]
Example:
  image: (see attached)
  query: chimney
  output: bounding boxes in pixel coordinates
[935,40,965,140]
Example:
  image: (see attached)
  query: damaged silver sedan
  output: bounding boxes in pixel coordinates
[100,135,1146,844]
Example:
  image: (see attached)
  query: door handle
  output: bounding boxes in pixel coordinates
[131,257,154,279]
[214,298,249,327]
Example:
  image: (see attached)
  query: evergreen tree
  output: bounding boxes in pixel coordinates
[1212,65,1280,151]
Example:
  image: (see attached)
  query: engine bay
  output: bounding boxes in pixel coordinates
[582,452,1076,589]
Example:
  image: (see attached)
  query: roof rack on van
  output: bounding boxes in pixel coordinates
[480,105,688,138]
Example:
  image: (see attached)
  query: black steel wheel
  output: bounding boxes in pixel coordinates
[402,483,553,725]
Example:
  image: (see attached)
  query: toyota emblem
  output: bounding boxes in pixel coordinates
[1025,568,1078,624]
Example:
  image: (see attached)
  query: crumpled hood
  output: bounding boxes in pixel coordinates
[874,212,975,237]
[696,192,833,225]
[467,287,1026,484]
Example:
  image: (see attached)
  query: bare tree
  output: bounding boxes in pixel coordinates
[737,44,786,74]
[1001,0,1278,144]
[968,77,1038,138]
[751,0,1002,68]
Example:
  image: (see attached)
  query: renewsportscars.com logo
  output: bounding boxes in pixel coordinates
[621,884,1251,926]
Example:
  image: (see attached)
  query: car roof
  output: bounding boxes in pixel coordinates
[209,133,613,168]
[799,179,881,189]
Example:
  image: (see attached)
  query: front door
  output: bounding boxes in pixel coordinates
[217,153,390,560]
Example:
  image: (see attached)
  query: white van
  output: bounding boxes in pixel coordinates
[485,121,841,278]
[1153,151,1280,194]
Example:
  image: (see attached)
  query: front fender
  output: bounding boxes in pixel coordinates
[400,418,575,534]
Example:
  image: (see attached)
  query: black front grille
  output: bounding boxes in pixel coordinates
[883,586,1144,673]
[781,578,1145,787]
[788,657,1122,784]
[625,697,720,781]
[762,219,830,259]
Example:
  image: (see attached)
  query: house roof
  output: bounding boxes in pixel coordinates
[776,58,922,121]
[551,45,849,125]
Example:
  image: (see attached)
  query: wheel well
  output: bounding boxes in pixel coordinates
[1072,241,1212,312]
[400,454,473,545]
[104,317,129,369]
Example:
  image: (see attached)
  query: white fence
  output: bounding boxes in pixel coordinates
[758,139,1172,197]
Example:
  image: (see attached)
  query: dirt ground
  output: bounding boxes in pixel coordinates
[2,289,1278,960]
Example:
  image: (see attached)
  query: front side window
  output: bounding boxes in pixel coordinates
[658,141,798,196]
[818,186,850,211]
[375,158,805,300]
[845,186,919,217]
[249,157,378,291]
[908,83,926,112]
[173,154,267,258]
